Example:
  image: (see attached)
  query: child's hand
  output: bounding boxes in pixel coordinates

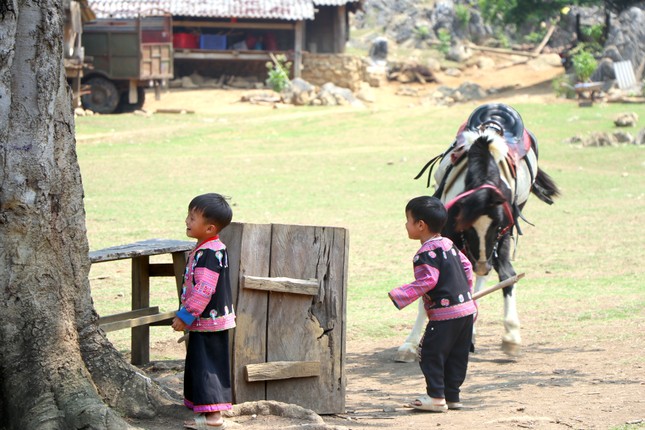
[171,316,187,332]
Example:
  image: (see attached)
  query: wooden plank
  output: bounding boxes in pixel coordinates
[326,227,349,412]
[229,223,271,403]
[219,222,244,368]
[173,51,273,61]
[243,275,319,295]
[266,224,347,414]
[466,43,536,58]
[173,20,295,31]
[89,239,193,263]
[100,311,176,333]
[97,306,158,326]
[245,361,320,382]
[532,23,557,56]
[148,263,175,277]
[219,223,244,312]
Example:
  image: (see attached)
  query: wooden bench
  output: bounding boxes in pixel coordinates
[574,81,604,106]
[89,238,194,365]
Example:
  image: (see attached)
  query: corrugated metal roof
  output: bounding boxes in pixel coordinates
[313,0,355,5]
[88,0,316,20]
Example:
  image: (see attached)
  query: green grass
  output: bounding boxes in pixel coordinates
[75,100,645,356]
[610,424,645,430]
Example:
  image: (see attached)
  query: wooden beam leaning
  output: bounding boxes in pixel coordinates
[242,275,319,296]
[98,306,159,326]
[99,310,176,333]
[245,361,321,382]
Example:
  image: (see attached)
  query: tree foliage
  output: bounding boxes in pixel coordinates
[478,0,604,26]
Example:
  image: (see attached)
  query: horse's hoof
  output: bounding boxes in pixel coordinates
[501,340,521,357]
[394,349,418,363]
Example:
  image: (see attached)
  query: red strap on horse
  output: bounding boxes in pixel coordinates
[444,184,515,236]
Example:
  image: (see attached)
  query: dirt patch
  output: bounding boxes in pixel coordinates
[133,315,644,430]
[142,54,568,116]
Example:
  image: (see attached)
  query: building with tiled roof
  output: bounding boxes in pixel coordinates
[86,0,363,79]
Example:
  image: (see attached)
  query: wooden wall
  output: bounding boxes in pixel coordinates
[220,222,349,414]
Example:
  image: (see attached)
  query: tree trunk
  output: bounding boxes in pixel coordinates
[0,1,173,428]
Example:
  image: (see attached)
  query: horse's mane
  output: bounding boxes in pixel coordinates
[454,134,510,231]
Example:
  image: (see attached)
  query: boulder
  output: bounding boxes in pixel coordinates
[614,112,639,127]
[283,78,316,106]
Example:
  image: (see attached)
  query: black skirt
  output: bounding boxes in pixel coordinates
[184,330,232,413]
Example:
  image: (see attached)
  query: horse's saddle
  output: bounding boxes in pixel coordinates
[450,103,535,169]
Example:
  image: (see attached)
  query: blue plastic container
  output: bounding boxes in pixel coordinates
[199,35,227,50]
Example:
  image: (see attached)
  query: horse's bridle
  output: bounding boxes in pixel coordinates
[444,184,515,267]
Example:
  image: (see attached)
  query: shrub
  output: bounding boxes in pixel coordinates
[437,28,451,55]
[266,55,292,93]
[571,48,597,82]
[524,29,547,44]
[581,23,604,45]
[414,25,431,41]
[455,5,471,28]
[551,74,576,98]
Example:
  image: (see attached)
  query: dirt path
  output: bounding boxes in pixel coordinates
[142,53,567,117]
[132,314,644,430]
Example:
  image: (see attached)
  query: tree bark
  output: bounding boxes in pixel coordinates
[0,1,173,428]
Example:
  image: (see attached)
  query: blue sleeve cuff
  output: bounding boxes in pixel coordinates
[176,307,196,325]
[388,292,402,310]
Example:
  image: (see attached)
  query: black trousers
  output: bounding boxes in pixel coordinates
[418,314,474,402]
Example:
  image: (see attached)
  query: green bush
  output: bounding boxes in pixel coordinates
[551,74,576,98]
[581,24,604,44]
[524,29,547,44]
[437,28,451,55]
[493,29,511,49]
[266,55,292,93]
[414,25,431,41]
[572,48,597,82]
[455,4,471,28]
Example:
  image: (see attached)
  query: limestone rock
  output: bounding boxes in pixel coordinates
[614,112,639,127]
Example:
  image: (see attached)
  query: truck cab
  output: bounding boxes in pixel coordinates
[81,15,174,113]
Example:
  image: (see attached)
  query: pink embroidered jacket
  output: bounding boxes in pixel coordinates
[389,236,476,321]
[176,236,236,332]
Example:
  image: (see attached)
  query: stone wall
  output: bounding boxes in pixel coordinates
[301,53,365,91]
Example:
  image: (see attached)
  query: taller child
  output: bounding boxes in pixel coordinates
[172,193,235,429]
[389,196,476,412]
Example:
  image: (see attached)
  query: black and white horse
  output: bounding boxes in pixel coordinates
[396,104,559,361]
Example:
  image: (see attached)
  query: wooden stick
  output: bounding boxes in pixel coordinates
[467,44,535,58]
[532,23,557,56]
[472,273,525,300]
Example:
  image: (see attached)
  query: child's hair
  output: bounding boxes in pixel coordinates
[189,193,233,230]
[406,196,447,233]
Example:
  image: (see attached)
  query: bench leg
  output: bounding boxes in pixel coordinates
[131,256,150,365]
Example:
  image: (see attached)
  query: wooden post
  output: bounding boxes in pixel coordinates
[294,20,304,78]
[131,256,150,365]
[336,5,347,53]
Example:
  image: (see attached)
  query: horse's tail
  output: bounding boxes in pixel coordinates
[532,168,560,205]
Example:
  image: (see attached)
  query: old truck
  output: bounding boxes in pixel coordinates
[79,14,174,113]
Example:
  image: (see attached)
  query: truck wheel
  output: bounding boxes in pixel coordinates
[118,87,146,113]
[81,77,120,114]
